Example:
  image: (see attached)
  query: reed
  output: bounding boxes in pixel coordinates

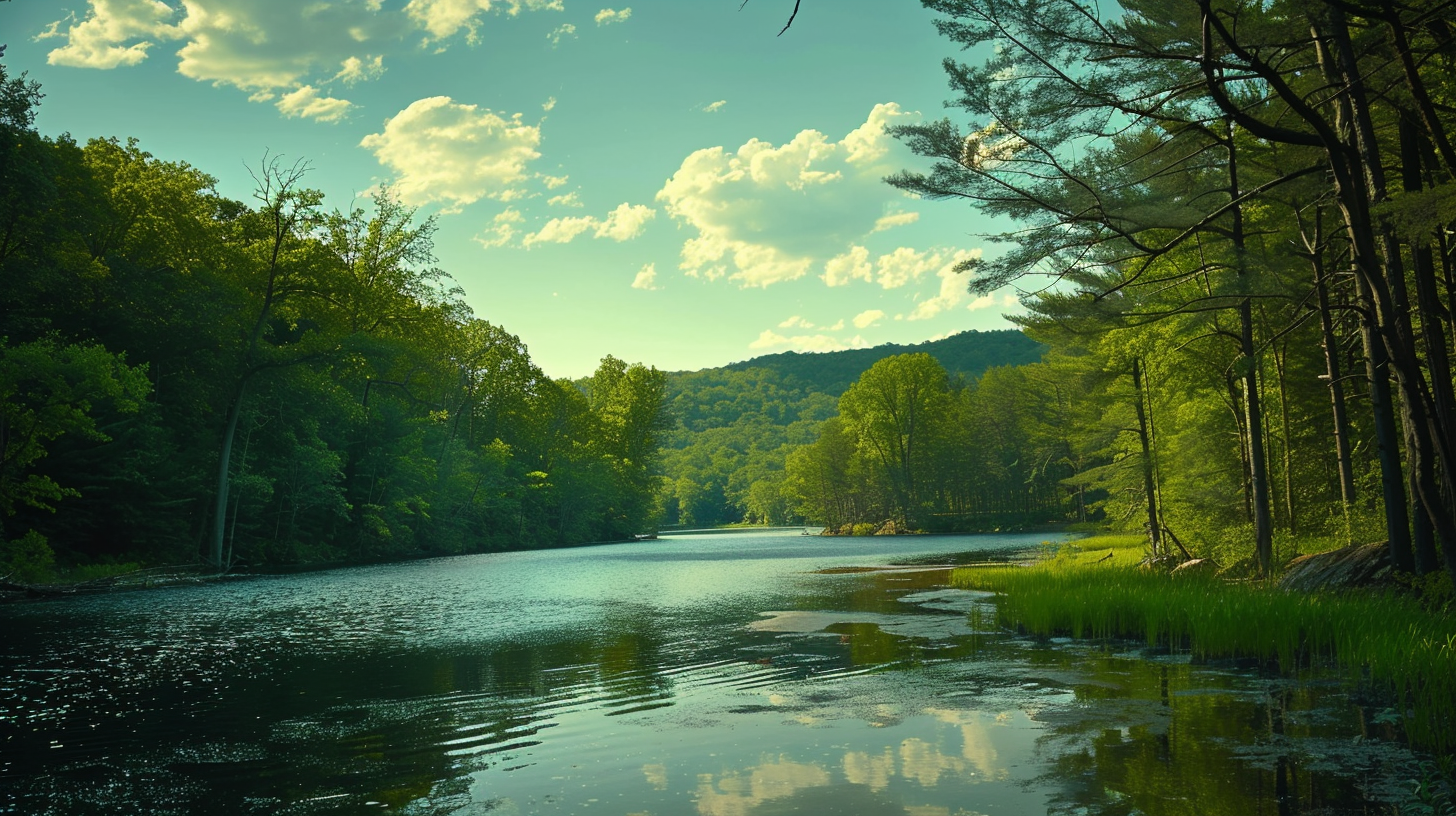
[951,536,1456,752]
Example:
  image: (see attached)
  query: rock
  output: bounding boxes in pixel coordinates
[1278,542,1392,593]
[1139,554,1181,573]
[1171,558,1220,578]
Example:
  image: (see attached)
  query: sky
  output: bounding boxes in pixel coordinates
[1,0,1021,378]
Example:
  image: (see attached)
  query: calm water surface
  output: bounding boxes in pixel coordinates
[0,531,1428,814]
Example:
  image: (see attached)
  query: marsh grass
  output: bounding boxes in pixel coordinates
[952,535,1456,752]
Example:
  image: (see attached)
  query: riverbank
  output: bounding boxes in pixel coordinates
[952,534,1456,754]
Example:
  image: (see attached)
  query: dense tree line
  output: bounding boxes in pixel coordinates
[816,0,1456,583]
[655,330,1044,528]
[0,64,669,579]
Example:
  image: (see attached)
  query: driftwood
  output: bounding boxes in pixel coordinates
[0,564,211,602]
[1278,542,1392,593]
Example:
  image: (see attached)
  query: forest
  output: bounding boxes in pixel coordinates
[760,0,1456,591]
[0,62,671,580]
[9,0,1456,596]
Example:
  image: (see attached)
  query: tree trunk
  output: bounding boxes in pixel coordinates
[1132,358,1162,554]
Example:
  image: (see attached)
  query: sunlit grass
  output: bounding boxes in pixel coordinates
[952,539,1456,752]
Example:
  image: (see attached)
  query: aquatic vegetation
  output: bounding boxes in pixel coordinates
[952,536,1456,752]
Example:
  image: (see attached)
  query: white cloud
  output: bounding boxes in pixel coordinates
[1003,293,1020,307]
[548,191,583,208]
[596,203,656,241]
[42,0,179,69]
[702,99,727,113]
[523,215,595,246]
[853,309,884,329]
[968,293,997,310]
[275,85,353,123]
[824,246,873,287]
[908,249,982,320]
[779,315,814,329]
[406,0,564,42]
[826,319,845,331]
[542,96,557,112]
[360,96,542,213]
[875,247,942,290]
[595,7,632,24]
[750,330,869,352]
[872,211,919,232]
[42,0,554,115]
[632,263,659,290]
[547,23,576,46]
[476,208,524,248]
[656,102,923,288]
[522,202,656,247]
[332,55,385,85]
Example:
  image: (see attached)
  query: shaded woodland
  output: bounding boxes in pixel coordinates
[0,63,669,579]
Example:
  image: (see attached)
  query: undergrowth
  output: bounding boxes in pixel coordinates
[952,535,1456,752]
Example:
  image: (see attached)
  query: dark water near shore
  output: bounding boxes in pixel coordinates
[0,531,1428,814]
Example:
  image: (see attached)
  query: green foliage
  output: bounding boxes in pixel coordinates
[0,62,671,569]
[0,529,55,583]
[952,559,1456,752]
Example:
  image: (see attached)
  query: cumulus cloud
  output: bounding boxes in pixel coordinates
[824,246,873,287]
[547,23,577,46]
[540,173,569,189]
[595,7,632,24]
[903,249,982,320]
[750,330,869,353]
[702,99,727,113]
[779,315,814,329]
[872,211,919,232]
[406,0,564,42]
[275,85,353,123]
[853,309,884,329]
[521,215,593,246]
[476,208,524,248]
[968,293,997,310]
[521,203,656,247]
[542,96,557,112]
[333,55,385,85]
[547,191,583,207]
[656,102,924,288]
[631,263,659,290]
[41,0,179,69]
[361,96,542,213]
[41,0,558,114]
[596,203,656,241]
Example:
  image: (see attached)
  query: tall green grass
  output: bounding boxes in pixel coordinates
[952,537,1456,752]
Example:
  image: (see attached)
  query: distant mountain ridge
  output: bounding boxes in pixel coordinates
[687,329,1045,396]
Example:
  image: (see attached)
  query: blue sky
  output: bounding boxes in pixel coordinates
[2,0,1020,377]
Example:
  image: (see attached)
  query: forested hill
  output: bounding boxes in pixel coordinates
[655,329,1045,528]
[710,329,1044,396]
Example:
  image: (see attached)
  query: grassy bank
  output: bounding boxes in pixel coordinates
[952,535,1456,752]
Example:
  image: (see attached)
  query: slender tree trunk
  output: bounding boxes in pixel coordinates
[1132,358,1162,555]
[1227,126,1275,573]
[212,379,250,569]
[1274,339,1297,535]
[1403,117,1456,575]
[1307,221,1357,510]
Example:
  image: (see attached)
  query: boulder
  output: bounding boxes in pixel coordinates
[1278,542,1392,593]
[1139,554,1181,573]
[1171,558,1220,578]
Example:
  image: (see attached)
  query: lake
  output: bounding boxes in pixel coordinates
[0,530,1428,814]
